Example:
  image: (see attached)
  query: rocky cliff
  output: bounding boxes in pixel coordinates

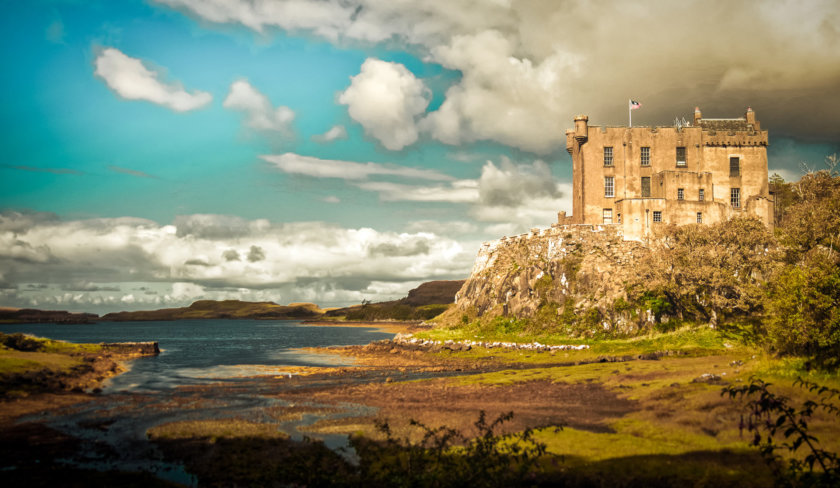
[452,224,655,335]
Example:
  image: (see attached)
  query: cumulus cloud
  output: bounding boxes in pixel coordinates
[246,245,265,262]
[0,211,472,313]
[339,58,430,150]
[223,79,295,133]
[94,47,212,111]
[351,158,570,232]
[262,153,452,181]
[312,125,347,143]
[154,0,840,147]
[222,249,240,261]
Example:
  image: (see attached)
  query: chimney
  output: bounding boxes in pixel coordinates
[693,107,702,125]
[745,106,756,125]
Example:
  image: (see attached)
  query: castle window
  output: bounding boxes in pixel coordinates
[640,147,650,166]
[699,188,705,201]
[731,188,741,208]
[730,157,740,177]
[617,213,622,224]
[641,177,651,197]
[604,146,613,166]
[605,176,614,198]
[697,212,703,223]
[653,211,662,222]
[677,188,684,200]
[603,208,613,224]
[676,147,686,167]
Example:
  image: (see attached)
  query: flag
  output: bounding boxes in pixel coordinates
[629,99,642,110]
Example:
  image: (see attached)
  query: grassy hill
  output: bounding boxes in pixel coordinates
[101,300,324,321]
[326,280,465,321]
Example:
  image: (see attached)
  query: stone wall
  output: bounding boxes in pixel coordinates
[454,224,651,334]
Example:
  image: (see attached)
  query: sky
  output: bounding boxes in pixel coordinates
[1,0,839,314]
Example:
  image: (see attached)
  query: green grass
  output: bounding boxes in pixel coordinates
[414,325,751,367]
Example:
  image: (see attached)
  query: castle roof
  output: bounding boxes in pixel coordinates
[699,118,750,131]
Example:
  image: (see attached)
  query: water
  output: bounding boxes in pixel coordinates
[0,319,396,484]
[0,319,393,392]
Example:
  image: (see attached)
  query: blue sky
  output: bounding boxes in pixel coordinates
[1,0,839,313]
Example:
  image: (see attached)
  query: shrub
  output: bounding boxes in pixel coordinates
[352,411,555,488]
[765,249,840,370]
[723,378,840,487]
[0,333,45,352]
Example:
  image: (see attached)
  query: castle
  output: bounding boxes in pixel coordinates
[562,107,774,240]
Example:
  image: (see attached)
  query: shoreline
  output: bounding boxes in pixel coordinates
[301,319,428,335]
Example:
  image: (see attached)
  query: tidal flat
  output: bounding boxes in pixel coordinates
[1,324,838,486]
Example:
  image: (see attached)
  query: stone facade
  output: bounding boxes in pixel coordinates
[564,107,774,240]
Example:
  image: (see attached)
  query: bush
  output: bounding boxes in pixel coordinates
[632,216,776,323]
[352,411,555,488]
[765,249,840,370]
[0,333,45,352]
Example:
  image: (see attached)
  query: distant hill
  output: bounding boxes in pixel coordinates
[0,308,99,324]
[326,280,465,321]
[0,280,466,324]
[101,300,324,321]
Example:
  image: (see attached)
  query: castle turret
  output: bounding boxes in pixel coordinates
[574,115,588,143]
[565,129,575,154]
[694,106,702,125]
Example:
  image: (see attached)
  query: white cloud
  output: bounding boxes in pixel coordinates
[0,211,473,312]
[223,79,295,133]
[262,153,453,181]
[349,158,571,231]
[154,0,355,39]
[154,0,840,147]
[422,30,580,154]
[94,47,212,111]
[323,196,341,203]
[339,58,430,151]
[312,125,347,143]
[355,180,478,203]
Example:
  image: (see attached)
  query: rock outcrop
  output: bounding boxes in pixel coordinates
[453,224,653,334]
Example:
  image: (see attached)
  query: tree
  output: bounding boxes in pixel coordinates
[633,216,776,324]
[777,161,840,262]
[765,249,840,369]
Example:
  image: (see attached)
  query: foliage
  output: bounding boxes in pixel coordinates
[1,333,47,352]
[344,302,450,321]
[765,249,840,370]
[723,378,840,487]
[352,411,555,487]
[776,167,840,262]
[632,216,776,323]
[770,172,798,227]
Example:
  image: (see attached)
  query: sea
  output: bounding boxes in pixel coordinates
[0,319,394,391]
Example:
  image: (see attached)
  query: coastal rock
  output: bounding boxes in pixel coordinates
[452,225,654,334]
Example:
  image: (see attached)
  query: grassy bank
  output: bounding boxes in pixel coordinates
[0,333,126,399]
